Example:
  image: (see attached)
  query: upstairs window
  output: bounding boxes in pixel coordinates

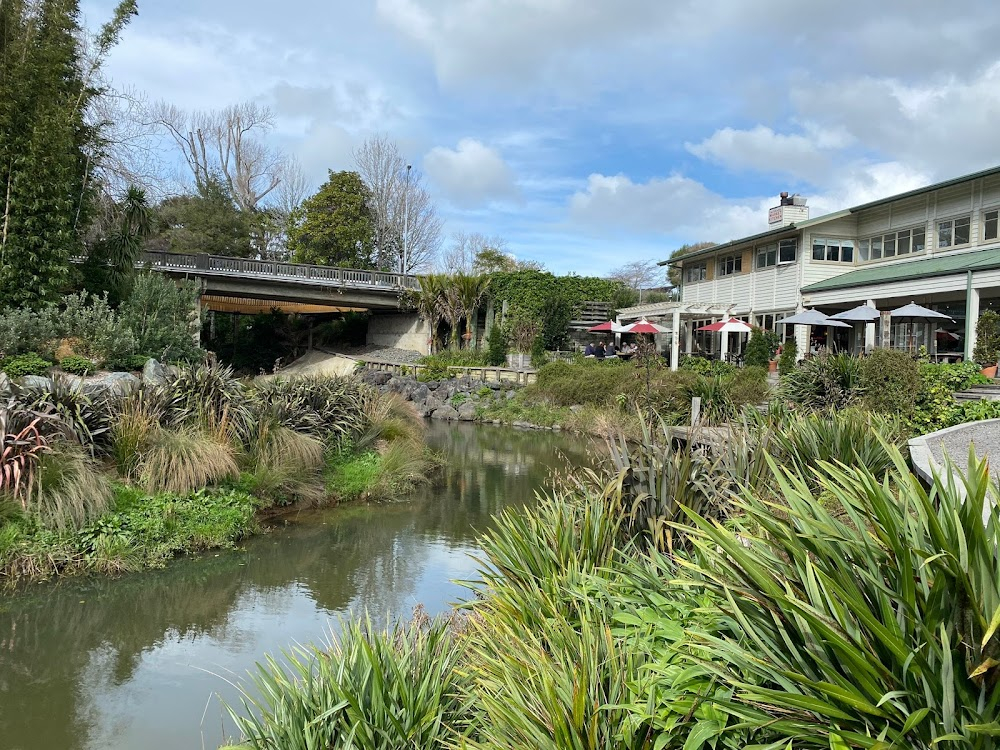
[859,226,925,262]
[684,262,707,283]
[717,254,742,277]
[811,237,854,263]
[778,238,797,263]
[756,243,777,269]
[938,215,971,248]
[985,209,998,241]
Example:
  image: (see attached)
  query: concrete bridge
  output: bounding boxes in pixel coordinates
[142,251,420,311]
[140,251,428,351]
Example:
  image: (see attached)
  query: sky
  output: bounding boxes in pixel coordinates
[81,0,1000,277]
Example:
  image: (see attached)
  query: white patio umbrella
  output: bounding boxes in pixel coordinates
[620,318,670,334]
[695,317,754,333]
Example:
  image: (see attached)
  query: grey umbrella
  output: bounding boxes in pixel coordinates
[829,304,881,322]
[889,302,954,353]
[776,309,851,328]
[889,301,954,323]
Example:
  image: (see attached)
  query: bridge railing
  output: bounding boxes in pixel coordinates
[140,251,421,290]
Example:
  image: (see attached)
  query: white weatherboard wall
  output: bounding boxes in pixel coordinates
[367,313,428,353]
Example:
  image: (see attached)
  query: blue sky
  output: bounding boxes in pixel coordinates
[81,0,1000,277]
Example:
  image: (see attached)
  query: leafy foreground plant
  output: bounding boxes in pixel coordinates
[226,613,467,750]
[681,446,1000,749]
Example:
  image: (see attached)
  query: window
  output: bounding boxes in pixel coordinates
[756,239,797,269]
[858,226,925,262]
[684,262,707,283]
[717,254,742,276]
[778,238,797,264]
[985,209,999,241]
[811,237,854,263]
[938,215,971,248]
[756,243,777,269]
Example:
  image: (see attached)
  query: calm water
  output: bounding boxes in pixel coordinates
[0,422,592,750]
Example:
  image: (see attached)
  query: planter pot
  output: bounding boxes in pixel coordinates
[982,365,998,378]
[768,360,778,374]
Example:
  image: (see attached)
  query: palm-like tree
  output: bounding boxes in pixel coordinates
[416,274,446,353]
[454,274,489,347]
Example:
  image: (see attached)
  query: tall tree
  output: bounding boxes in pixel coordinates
[287,170,375,268]
[354,134,442,272]
[146,179,253,258]
[80,185,153,304]
[607,260,662,303]
[0,0,136,309]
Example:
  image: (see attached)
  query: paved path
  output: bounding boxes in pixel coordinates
[910,418,1000,484]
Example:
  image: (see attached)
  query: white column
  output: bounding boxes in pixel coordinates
[720,330,730,361]
[670,309,681,371]
[685,320,693,354]
[864,298,877,352]
[966,284,981,361]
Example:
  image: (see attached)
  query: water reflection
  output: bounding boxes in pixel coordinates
[0,422,592,750]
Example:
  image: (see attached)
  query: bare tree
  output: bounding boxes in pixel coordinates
[441,232,505,274]
[608,260,663,303]
[354,134,442,273]
[151,100,285,212]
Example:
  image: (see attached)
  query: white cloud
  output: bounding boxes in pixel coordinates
[423,138,519,207]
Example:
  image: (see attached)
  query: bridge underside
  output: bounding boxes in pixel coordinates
[201,295,366,315]
[161,270,409,312]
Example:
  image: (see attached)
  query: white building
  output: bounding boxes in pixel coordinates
[621,165,1000,369]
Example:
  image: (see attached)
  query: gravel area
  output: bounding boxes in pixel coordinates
[324,345,424,364]
[927,421,1000,479]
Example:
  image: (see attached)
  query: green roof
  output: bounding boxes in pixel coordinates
[802,247,1000,293]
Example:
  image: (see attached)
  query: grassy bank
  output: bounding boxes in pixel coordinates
[0,365,435,586]
[221,406,998,749]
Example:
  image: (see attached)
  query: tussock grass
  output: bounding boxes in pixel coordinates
[141,428,238,494]
[355,388,424,451]
[30,442,114,531]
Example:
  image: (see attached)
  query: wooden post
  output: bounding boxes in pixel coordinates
[691,397,702,427]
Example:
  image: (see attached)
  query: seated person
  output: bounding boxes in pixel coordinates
[583,342,595,357]
[606,342,617,357]
[594,341,606,359]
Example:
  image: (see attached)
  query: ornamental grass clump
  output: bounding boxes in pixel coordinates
[140,428,238,494]
[680,445,1000,749]
[29,442,113,531]
[227,613,467,750]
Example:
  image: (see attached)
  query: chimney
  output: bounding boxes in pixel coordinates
[768,192,808,228]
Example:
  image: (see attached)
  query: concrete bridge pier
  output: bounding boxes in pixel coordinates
[366,312,428,354]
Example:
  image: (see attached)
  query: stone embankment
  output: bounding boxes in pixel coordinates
[359,368,518,421]
[0,358,174,394]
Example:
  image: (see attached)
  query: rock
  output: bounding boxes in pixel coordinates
[505,390,517,400]
[487,381,501,390]
[512,420,529,429]
[457,402,476,421]
[19,375,52,391]
[430,405,460,421]
[552,424,562,431]
[142,358,170,385]
[85,371,140,395]
[411,383,429,403]
[370,371,392,387]
[492,419,501,425]
[569,404,585,413]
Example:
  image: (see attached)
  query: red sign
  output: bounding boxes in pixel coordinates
[768,206,782,224]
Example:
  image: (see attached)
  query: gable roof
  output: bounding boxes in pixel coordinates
[801,246,1000,293]
[661,164,1000,267]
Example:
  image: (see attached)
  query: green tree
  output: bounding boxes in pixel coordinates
[0,0,136,309]
[287,170,375,268]
[148,179,253,257]
[80,185,153,304]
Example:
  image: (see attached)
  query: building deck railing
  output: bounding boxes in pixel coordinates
[140,251,421,291]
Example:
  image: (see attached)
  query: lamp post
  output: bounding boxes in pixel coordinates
[402,164,412,275]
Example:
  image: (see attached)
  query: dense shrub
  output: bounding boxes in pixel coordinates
[972,309,1000,369]
[1,352,52,378]
[485,323,508,367]
[777,338,797,375]
[779,352,861,411]
[117,274,201,363]
[104,353,150,372]
[857,347,921,416]
[680,356,736,377]
[59,355,97,376]
[532,359,632,406]
[743,328,779,368]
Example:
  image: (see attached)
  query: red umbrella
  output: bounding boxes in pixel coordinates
[622,318,669,334]
[588,321,615,332]
[696,317,753,334]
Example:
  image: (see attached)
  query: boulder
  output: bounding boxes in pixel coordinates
[0,372,9,392]
[370,371,392,387]
[142,358,170,385]
[430,405,460,421]
[19,375,52,391]
[411,383,430,403]
[457,402,477,421]
[505,390,517,400]
[85,371,140,395]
